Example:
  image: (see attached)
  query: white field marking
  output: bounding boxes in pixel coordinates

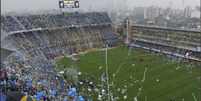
[138,54,149,56]
[155,78,197,97]
[172,75,200,87]
[148,54,155,55]
[186,71,192,74]
[186,65,193,70]
[196,87,201,90]
[112,32,142,83]
[124,46,128,53]
[172,94,180,100]
[133,52,140,53]
[112,55,129,82]
[192,93,197,101]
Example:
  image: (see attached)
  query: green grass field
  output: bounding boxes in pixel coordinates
[55,47,201,101]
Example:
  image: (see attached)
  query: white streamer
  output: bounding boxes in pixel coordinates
[192,93,197,101]
[112,32,142,83]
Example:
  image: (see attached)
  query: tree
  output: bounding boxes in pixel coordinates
[184,22,188,26]
[116,28,124,36]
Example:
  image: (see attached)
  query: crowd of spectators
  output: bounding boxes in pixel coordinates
[5,25,119,60]
[133,41,201,59]
[1,11,120,100]
[1,15,23,32]
[1,15,119,100]
[133,36,198,49]
[131,27,201,59]
[1,12,112,32]
[1,52,80,101]
[133,28,200,46]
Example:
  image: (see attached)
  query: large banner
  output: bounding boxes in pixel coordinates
[165,54,175,58]
[146,50,150,52]
[159,53,164,55]
[136,47,146,51]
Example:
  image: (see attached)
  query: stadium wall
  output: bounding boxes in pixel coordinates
[129,45,201,64]
[52,45,123,59]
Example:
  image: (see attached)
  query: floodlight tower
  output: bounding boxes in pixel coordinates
[124,0,126,14]
[182,0,184,10]
[108,0,110,17]
[126,18,129,44]
[116,3,118,28]
[168,2,172,15]
[170,2,172,8]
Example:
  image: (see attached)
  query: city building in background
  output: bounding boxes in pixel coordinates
[184,6,192,18]
[191,11,200,19]
[133,7,145,15]
[144,5,163,20]
[89,6,92,12]
[164,7,171,16]
[154,15,166,26]
[195,6,200,11]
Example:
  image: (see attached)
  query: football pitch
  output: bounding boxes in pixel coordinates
[56,47,201,101]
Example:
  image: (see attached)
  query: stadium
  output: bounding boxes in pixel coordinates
[1,1,201,101]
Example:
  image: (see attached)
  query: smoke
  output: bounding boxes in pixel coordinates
[66,66,79,86]
[71,67,79,86]
[16,51,24,59]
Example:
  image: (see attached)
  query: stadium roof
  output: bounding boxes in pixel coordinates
[131,24,200,32]
[1,48,15,63]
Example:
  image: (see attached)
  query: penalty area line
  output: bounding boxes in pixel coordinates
[154,78,197,97]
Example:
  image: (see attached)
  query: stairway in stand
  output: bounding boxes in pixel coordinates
[11,15,26,30]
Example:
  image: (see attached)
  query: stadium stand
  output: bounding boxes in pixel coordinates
[1,12,112,32]
[5,25,119,59]
[1,12,118,100]
[131,26,201,60]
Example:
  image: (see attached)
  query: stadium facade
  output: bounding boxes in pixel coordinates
[129,25,201,64]
[2,12,121,60]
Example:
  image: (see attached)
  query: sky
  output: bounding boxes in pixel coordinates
[1,0,200,13]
